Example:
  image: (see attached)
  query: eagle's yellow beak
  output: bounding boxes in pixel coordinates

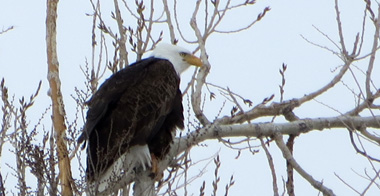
[184,54,203,67]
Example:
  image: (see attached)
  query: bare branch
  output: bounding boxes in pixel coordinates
[113,0,128,68]
[174,115,380,158]
[0,172,5,196]
[298,59,353,105]
[334,0,349,58]
[162,0,177,43]
[260,138,279,196]
[215,99,300,125]
[349,129,380,162]
[190,2,211,126]
[361,168,380,195]
[215,7,271,34]
[300,33,341,57]
[334,172,361,194]
[273,133,335,196]
[0,26,14,35]
[365,3,380,100]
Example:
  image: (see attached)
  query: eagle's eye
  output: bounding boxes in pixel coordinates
[179,52,188,57]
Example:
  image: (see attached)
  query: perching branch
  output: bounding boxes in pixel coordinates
[173,115,380,156]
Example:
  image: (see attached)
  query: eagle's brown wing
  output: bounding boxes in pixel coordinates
[78,58,184,182]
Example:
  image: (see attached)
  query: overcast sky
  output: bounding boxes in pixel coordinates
[0,0,379,195]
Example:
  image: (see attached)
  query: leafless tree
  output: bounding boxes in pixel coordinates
[1,0,380,196]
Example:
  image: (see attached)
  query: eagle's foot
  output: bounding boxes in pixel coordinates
[150,154,163,181]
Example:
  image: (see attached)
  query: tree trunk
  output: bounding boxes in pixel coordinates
[46,0,73,195]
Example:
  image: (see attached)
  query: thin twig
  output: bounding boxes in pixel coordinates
[260,138,279,196]
[0,26,14,35]
[334,173,360,194]
[349,130,380,162]
[334,0,348,57]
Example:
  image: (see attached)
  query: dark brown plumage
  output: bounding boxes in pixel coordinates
[78,57,184,182]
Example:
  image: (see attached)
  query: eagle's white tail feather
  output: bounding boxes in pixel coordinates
[129,144,152,170]
[89,144,152,194]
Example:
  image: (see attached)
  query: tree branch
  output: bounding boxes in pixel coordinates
[162,0,176,44]
[91,113,380,195]
[334,0,348,57]
[215,99,300,125]
[273,132,335,196]
[46,0,73,195]
[260,138,279,196]
[173,115,380,158]
[113,0,128,68]
[365,3,380,100]
[0,172,5,196]
[190,4,211,126]
[0,26,14,35]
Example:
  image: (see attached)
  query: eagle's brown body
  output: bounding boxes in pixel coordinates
[78,57,184,182]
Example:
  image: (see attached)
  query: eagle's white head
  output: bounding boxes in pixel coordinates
[152,43,203,74]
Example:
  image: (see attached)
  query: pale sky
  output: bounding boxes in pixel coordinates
[0,0,379,195]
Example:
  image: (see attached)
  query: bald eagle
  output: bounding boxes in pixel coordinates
[78,43,202,190]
